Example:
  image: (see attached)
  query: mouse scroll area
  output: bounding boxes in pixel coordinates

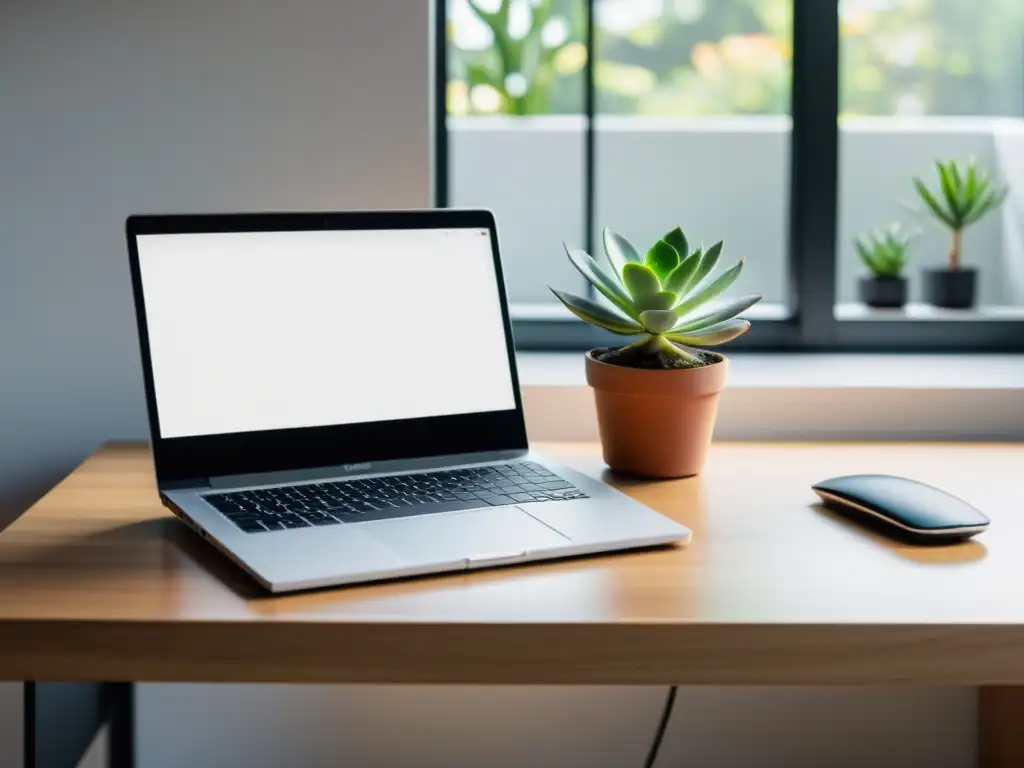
[812,479,989,545]
[812,475,989,527]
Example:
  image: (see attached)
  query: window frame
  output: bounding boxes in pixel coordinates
[435,0,1024,353]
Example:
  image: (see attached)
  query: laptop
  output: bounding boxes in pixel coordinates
[126,209,691,592]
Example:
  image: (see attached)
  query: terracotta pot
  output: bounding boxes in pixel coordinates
[585,350,728,479]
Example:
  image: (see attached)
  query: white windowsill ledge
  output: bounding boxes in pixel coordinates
[518,352,1024,389]
[517,353,1024,442]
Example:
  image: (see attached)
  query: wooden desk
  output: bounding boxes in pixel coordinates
[3,442,1024,766]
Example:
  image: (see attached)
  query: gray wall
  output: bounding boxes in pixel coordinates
[0,1,977,766]
[0,0,431,523]
[134,685,974,768]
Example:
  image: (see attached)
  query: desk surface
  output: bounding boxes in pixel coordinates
[2,442,1024,685]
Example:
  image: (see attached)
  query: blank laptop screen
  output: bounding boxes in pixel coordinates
[136,228,517,439]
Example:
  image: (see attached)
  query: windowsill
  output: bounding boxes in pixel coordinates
[518,351,1024,389]
[835,303,1024,322]
[517,352,1024,441]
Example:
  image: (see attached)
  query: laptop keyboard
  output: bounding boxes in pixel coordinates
[202,462,587,534]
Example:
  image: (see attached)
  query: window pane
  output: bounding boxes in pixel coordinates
[593,0,793,314]
[446,0,587,305]
[837,0,1024,318]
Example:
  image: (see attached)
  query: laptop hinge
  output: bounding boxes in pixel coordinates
[159,477,210,491]
[208,448,530,490]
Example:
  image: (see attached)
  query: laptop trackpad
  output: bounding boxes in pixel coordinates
[367,506,569,565]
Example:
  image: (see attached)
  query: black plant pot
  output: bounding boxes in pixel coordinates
[858,276,907,308]
[923,268,977,309]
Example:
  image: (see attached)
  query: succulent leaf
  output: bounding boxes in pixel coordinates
[664,249,701,294]
[855,238,876,271]
[966,185,1009,225]
[681,240,724,297]
[948,159,963,194]
[665,318,750,346]
[914,159,1009,234]
[672,260,744,317]
[913,178,956,228]
[622,262,661,300]
[645,240,680,280]
[672,294,763,333]
[972,170,991,204]
[637,290,677,312]
[937,161,962,219]
[965,161,978,202]
[550,288,644,335]
[657,336,704,364]
[551,223,756,357]
[639,309,679,334]
[602,228,643,282]
[854,223,913,278]
[663,226,688,260]
[564,244,638,319]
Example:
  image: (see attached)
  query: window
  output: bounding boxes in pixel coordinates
[594,1,793,318]
[837,0,1024,322]
[438,0,1024,350]
[445,0,588,306]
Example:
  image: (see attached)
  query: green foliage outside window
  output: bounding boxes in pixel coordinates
[447,0,1024,117]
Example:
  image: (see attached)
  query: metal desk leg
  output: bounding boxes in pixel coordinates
[24,682,135,768]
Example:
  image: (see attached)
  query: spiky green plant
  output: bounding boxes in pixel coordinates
[550,226,761,368]
[913,158,1009,271]
[855,223,914,278]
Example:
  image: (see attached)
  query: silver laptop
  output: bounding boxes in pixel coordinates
[126,209,690,592]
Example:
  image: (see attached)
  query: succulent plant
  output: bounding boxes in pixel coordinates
[550,226,761,368]
[913,158,1009,270]
[855,223,914,278]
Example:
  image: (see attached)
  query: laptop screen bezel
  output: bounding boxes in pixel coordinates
[127,209,528,485]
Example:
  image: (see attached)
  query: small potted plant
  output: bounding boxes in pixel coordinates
[550,226,761,478]
[854,223,913,308]
[913,158,1009,309]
